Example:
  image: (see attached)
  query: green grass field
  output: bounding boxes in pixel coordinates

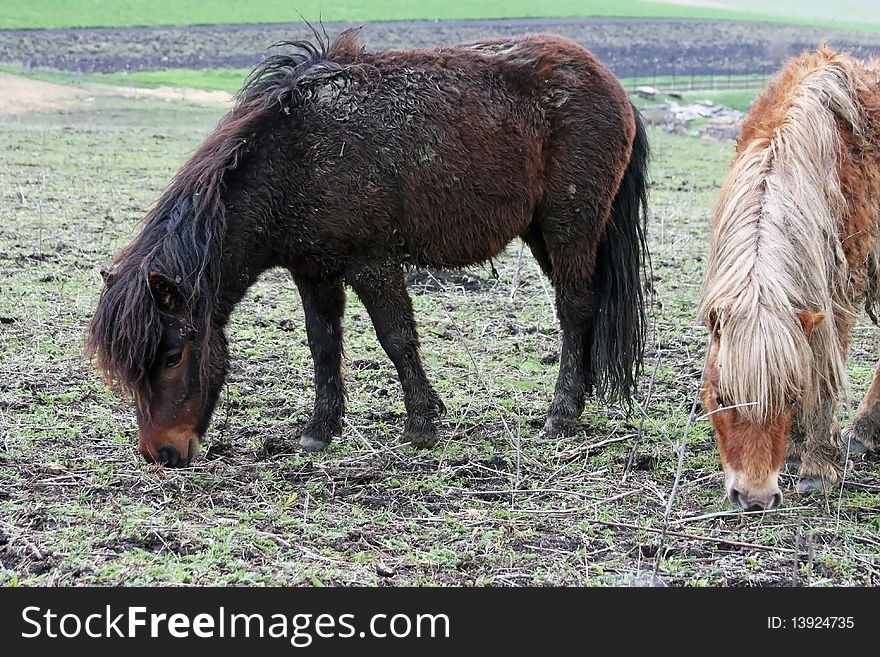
[0,63,768,111]
[1,0,879,31]
[0,64,251,93]
[1,88,878,586]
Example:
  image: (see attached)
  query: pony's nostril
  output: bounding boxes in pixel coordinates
[157,445,181,466]
[769,492,783,510]
[729,488,746,509]
[738,493,781,512]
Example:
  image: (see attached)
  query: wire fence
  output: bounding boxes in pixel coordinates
[623,70,773,94]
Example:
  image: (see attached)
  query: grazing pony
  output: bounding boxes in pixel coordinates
[86,29,649,466]
[700,46,880,510]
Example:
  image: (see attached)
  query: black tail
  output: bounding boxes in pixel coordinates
[591,106,650,407]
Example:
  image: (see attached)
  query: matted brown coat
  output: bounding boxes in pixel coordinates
[86,28,650,465]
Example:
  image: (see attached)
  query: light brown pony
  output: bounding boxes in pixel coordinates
[700,46,880,511]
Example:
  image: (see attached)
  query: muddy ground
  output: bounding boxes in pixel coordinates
[2,17,880,78]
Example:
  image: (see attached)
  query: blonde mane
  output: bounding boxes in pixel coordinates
[700,46,869,423]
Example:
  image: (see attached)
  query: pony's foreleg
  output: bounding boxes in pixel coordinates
[349,266,445,448]
[842,360,880,454]
[784,415,806,471]
[294,277,346,452]
[795,400,845,493]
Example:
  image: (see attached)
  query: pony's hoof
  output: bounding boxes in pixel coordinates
[403,415,439,449]
[299,435,330,453]
[840,426,869,454]
[543,415,578,436]
[796,477,828,494]
[404,430,439,449]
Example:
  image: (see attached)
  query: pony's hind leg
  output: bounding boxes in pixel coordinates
[543,280,596,434]
[293,276,346,452]
[349,265,445,448]
[842,360,880,454]
[523,224,595,434]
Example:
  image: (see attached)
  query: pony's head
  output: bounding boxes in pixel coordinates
[87,227,229,467]
[700,308,826,510]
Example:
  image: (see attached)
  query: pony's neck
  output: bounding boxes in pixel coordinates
[212,209,274,326]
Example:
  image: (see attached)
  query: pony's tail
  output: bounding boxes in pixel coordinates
[591,105,650,407]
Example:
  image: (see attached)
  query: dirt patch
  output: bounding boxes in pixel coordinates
[0,71,231,115]
[0,72,84,114]
[2,18,880,78]
[115,85,231,105]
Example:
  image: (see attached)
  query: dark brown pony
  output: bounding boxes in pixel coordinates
[86,29,649,466]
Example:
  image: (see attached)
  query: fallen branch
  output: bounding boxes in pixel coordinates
[591,519,795,554]
[552,435,630,461]
[671,506,814,526]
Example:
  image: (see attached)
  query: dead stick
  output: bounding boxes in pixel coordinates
[672,506,813,526]
[591,519,795,554]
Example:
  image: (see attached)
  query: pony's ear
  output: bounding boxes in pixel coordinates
[799,311,826,338]
[149,272,184,314]
[100,267,116,287]
[707,309,718,333]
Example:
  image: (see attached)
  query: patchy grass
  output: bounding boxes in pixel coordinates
[1,94,878,587]
[692,89,758,112]
[87,69,251,93]
[631,87,761,112]
[623,74,767,112]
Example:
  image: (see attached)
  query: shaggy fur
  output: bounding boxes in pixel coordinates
[86,28,650,461]
[700,45,880,497]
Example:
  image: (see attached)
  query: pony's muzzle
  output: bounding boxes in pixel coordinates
[729,487,782,512]
[138,428,199,467]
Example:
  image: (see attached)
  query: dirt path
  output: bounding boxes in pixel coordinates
[0,72,85,114]
[0,71,231,115]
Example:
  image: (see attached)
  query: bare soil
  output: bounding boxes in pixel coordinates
[0,71,231,114]
[0,72,85,114]
[2,17,880,78]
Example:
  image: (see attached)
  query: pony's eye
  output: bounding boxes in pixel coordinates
[788,399,797,408]
[165,352,182,368]
[715,395,725,407]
